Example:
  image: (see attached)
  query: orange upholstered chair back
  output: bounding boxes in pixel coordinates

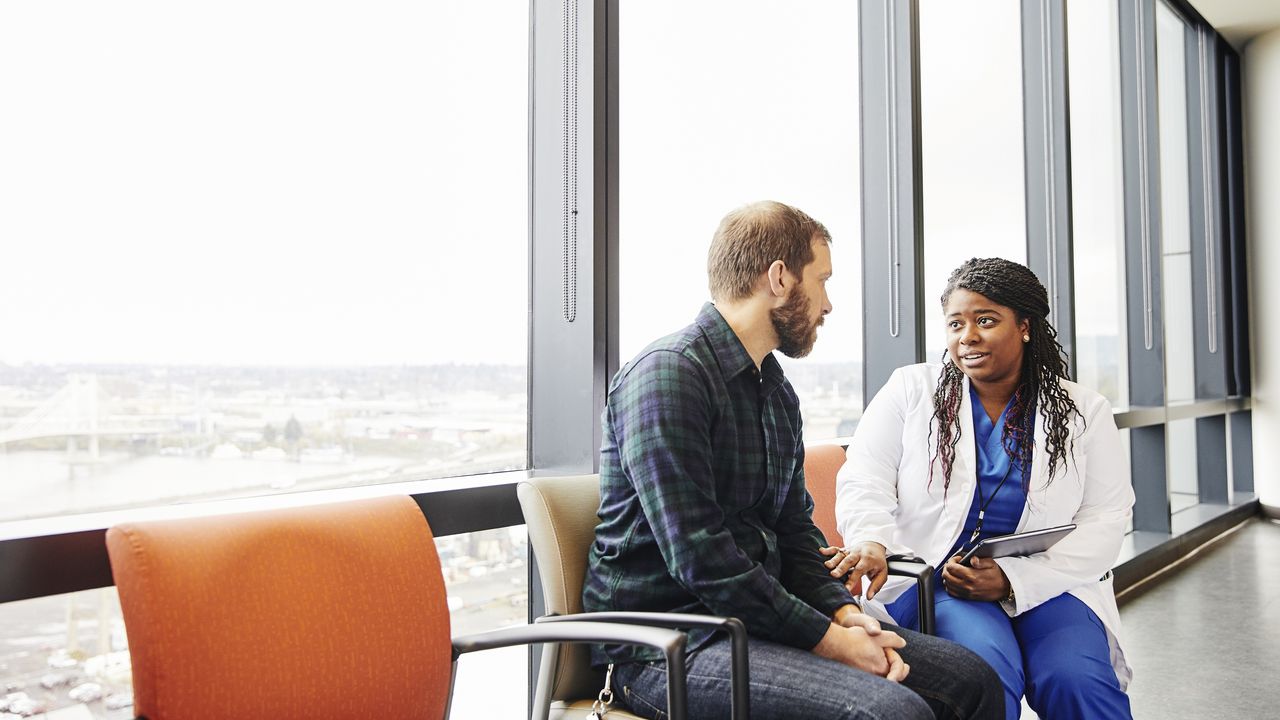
[106,495,453,720]
[805,444,849,547]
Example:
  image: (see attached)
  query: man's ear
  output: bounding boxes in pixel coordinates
[766,259,790,298]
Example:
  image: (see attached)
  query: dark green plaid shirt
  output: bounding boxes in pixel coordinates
[583,303,855,666]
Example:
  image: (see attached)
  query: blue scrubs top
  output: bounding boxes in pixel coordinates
[947,384,1030,559]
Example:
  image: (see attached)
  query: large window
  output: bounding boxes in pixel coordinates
[0,2,529,523]
[618,0,863,438]
[919,0,1028,358]
[0,2,530,715]
[1068,0,1130,407]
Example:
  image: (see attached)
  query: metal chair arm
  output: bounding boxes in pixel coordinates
[887,556,936,636]
[450,621,689,720]
[537,612,749,720]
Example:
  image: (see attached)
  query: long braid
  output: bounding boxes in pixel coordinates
[928,258,1082,492]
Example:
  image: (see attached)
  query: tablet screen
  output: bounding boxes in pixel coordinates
[959,524,1077,565]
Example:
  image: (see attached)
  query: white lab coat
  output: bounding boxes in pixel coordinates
[836,363,1134,689]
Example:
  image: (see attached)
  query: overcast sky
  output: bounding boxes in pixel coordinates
[1,0,1129,369]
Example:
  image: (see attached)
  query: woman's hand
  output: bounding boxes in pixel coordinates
[819,541,889,599]
[941,555,1011,602]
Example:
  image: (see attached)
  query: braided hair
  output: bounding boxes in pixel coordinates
[929,257,1081,492]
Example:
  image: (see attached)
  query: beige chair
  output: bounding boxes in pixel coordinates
[518,475,749,720]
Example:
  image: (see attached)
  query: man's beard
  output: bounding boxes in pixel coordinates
[771,290,822,359]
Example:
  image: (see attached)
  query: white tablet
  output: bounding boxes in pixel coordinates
[958,524,1077,566]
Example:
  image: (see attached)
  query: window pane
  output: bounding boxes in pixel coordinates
[1156,1,1196,403]
[1068,0,1129,408]
[920,0,1027,358]
[619,1,863,438]
[1168,419,1199,500]
[439,526,530,717]
[0,589,131,719]
[0,526,527,719]
[0,2,529,522]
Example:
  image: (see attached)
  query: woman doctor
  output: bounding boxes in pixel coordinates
[823,258,1133,719]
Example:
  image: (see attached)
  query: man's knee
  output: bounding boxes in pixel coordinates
[839,683,933,720]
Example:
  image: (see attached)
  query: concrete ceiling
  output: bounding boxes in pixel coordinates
[1187,0,1280,49]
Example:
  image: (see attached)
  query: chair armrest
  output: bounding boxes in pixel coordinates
[537,612,749,720]
[450,621,689,720]
[887,557,936,636]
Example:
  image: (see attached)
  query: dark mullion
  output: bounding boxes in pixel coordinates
[529,0,609,478]
[1119,0,1169,533]
[860,0,925,404]
[1219,44,1251,397]
[1186,22,1229,400]
[1021,0,1077,378]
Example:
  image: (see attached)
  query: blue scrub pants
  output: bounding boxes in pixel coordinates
[887,587,1132,720]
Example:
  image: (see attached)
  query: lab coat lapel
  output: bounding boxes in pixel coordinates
[946,375,979,537]
[1014,392,1052,532]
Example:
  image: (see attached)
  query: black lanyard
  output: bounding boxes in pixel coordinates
[966,461,1015,549]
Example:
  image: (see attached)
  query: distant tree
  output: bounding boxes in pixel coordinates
[284,416,303,444]
[262,424,278,444]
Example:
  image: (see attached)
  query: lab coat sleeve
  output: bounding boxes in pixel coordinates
[835,367,916,557]
[994,397,1134,615]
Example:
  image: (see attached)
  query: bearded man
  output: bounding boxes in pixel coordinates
[581,201,1004,719]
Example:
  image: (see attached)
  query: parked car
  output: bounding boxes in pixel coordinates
[69,682,104,703]
[104,693,134,711]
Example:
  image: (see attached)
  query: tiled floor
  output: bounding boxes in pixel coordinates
[1118,517,1280,718]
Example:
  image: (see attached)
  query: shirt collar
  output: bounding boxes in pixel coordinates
[694,302,784,384]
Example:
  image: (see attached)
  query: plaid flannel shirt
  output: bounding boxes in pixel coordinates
[583,303,855,666]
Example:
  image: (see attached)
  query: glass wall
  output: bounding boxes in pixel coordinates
[618,0,864,439]
[1068,0,1130,408]
[0,1,529,522]
[0,3,1259,715]
[919,0,1028,358]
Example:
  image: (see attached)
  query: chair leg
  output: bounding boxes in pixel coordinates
[665,645,688,720]
[917,571,936,636]
[445,659,459,719]
[530,642,560,720]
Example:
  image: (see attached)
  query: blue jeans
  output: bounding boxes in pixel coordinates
[887,590,1132,720]
[613,625,1004,720]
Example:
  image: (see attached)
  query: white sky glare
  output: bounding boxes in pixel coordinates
[0,1,529,366]
[1,0,1128,370]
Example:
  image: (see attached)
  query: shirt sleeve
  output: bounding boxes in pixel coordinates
[612,349,834,650]
[776,442,859,617]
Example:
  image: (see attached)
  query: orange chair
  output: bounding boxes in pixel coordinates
[803,444,937,635]
[106,495,692,720]
[805,443,849,548]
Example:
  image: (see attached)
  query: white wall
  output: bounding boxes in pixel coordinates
[1245,26,1280,513]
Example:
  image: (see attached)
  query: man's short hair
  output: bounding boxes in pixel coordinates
[707,201,832,302]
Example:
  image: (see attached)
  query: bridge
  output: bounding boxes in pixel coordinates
[0,374,174,460]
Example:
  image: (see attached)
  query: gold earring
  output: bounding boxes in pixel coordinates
[1023,334,1030,342]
